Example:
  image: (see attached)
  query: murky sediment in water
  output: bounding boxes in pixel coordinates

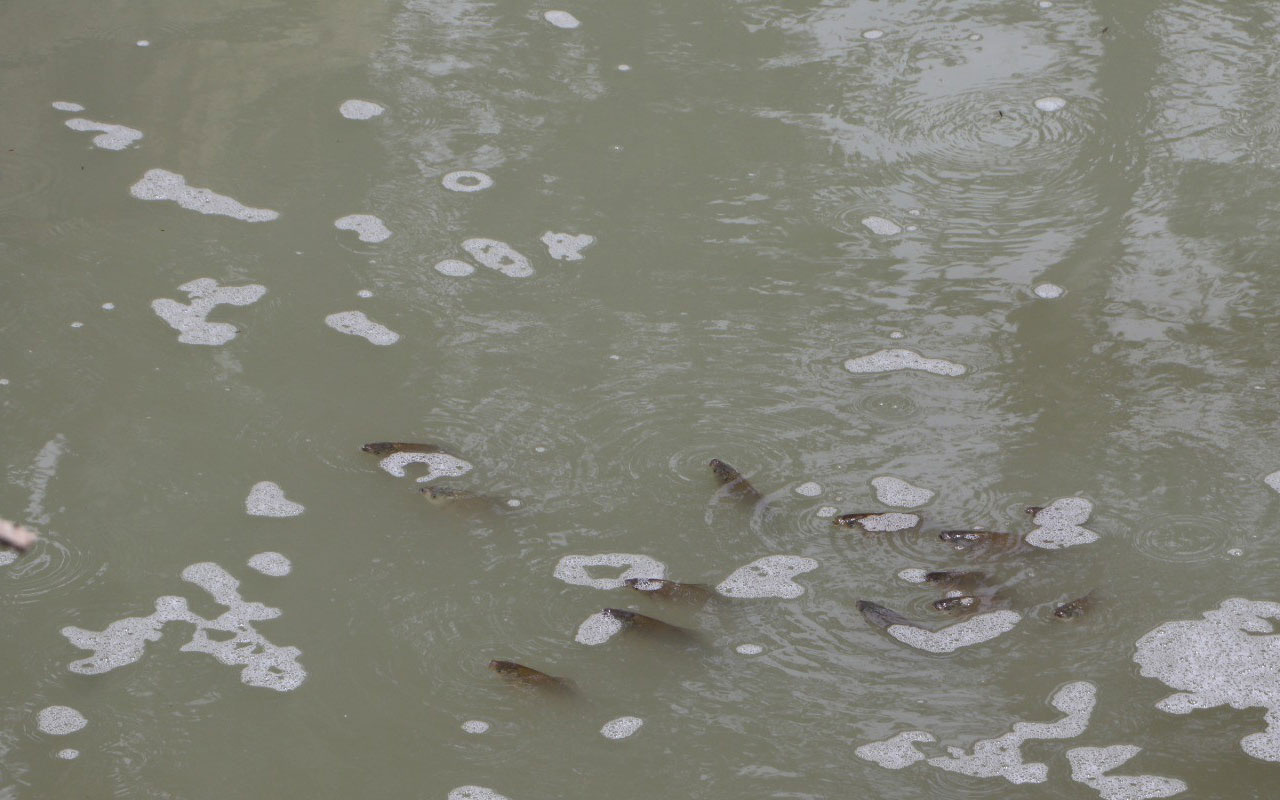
[4,0,1280,797]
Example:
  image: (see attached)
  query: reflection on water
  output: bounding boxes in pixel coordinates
[4,0,1280,797]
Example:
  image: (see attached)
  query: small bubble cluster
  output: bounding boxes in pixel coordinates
[37,706,87,735]
[844,349,967,377]
[245,482,305,518]
[600,716,643,739]
[339,99,385,120]
[861,215,901,235]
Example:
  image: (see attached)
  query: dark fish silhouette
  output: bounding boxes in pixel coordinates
[1053,592,1096,619]
[933,595,980,612]
[362,441,445,456]
[856,600,921,630]
[624,578,714,605]
[488,660,574,692]
[420,486,511,511]
[708,459,763,502]
[0,518,36,553]
[923,570,986,590]
[602,608,700,644]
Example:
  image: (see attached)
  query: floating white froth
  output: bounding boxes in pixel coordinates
[0,552,17,567]
[856,731,936,769]
[1265,470,1280,493]
[151,278,266,346]
[334,214,391,243]
[600,716,643,739]
[1134,597,1280,762]
[1034,96,1067,112]
[540,231,595,261]
[339,99,385,120]
[794,481,822,497]
[448,787,510,800]
[434,259,476,277]
[897,568,928,583]
[37,706,87,735]
[247,552,292,576]
[376,452,472,485]
[543,10,581,28]
[889,610,1022,653]
[716,555,818,599]
[461,238,533,278]
[816,506,839,518]
[1026,497,1097,549]
[442,170,494,192]
[245,482,304,518]
[861,215,901,235]
[65,118,143,150]
[461,720,490,734]
[862,29,885,40]
[57,748,79,760]
[844,349,966,376]
[1034,283,1065,299]
[926,682,1096,783]
[1067,745,1187,799]
[324,311,399,345]
[575,610,624,645]
[553,553,666,589]
[51,101,85,112]
[872,476,935,507]
[735,643,764,655]
[130,169,279,222]
[853,512,920,532]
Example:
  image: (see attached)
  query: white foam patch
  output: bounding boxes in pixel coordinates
[448,788,510,800]
[1134,597,1280,761]
[245,482,304,518]
[61,561,306,691]
[0,552,17,567]
[735,643,764,655]
[617,64,631,72]
[1034,283,1065,299]
[1035,96,1067,112]
[1026,497,1098,549]
[324,311,400,345]
[1265,470,1280,493]
[434,259,475,277]
[56,749,79,760]
[334,214,391,243]
[22,434,66,525]
[716,555,818,599]
[844,349,967,376]
[461,238,533,278]
[794,481,822,497]
[377,452,473,484]
[151,278,266,346]
[926,682,1097,783]
[247,552,292,576]
[816,506,839,518]
[856,731,936,769]
[855,513,920,532]
[357,290,372,298]
[339,99,385,120]
[64,118,143,150]
[861,215,901,235]
[862,29,886,40]
[575,610,624,645]
[37,706,87,735]
[136,40,149,46]
[540,231,595,261]
[871,476,935,507]
[461,720,490,734]
[130,169,279,222]
[889,610,1022,653]
[1067,745,1187,799]
[600,716,643,739]
[543,10,581,28]
[442,170,494,192]
[897,568,928,584]
[553,553,666,589]
[51,101,85,112]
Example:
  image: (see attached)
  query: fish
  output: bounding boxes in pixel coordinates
[1025,506,1044,517]
[362,442,445,456]
[932,595,981,613]
[708,459,763,502]
[624,578,715,605]
[0,518,36,553]
[602,608,700,644]
[488,660,574,693]
[939,530,1017,547]
[856,600,921,631]
[420,486,512,511]
[923,570,986,590]
[1053,592,1096,619]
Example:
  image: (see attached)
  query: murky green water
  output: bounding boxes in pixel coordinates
[5,0,1280,797]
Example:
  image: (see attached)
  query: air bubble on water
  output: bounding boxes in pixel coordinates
[600,716,644,739]
[247,552,292,576]
[898,568,928,583]
[0,379,10,386]
[554,553,666,589]
[872,476,935,507]
[969,33,982,40]
[131,169,278,222]
[51,101,85,112]
[575,610,624,645]
[816,506,839,518]
[136,40,150,47]
[506,499,522,508]
[324,311,399,345]
[862,29,885,39]
[461,720,490,734]
[102,302,115,310]
[861,216,901,235]
[1038,0,1053,7]
[56,748,79,759]
[339,99,384,120]
[334,214,391,243]
[70,322,83,328]
[1034,283,1065,299]
[617,64,631,71]
[544,10,581,28]
[906,208,921,217]
[1228,548,1243,557]
[434,259,475,277]
[37,706,87,735]
[888,611,1022,654]
[794,482,822,497]
[844,348,967,377]
[357,290,373,298]
[1034,96,1067,112]
[0,551,17,566]
[442,170,494,192]
[608,354,620,360]
[716,555,819,599]
[1264,471,1280,493]
[888,331,904,339]
[534,446,547,453]
[735,643,764,655]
